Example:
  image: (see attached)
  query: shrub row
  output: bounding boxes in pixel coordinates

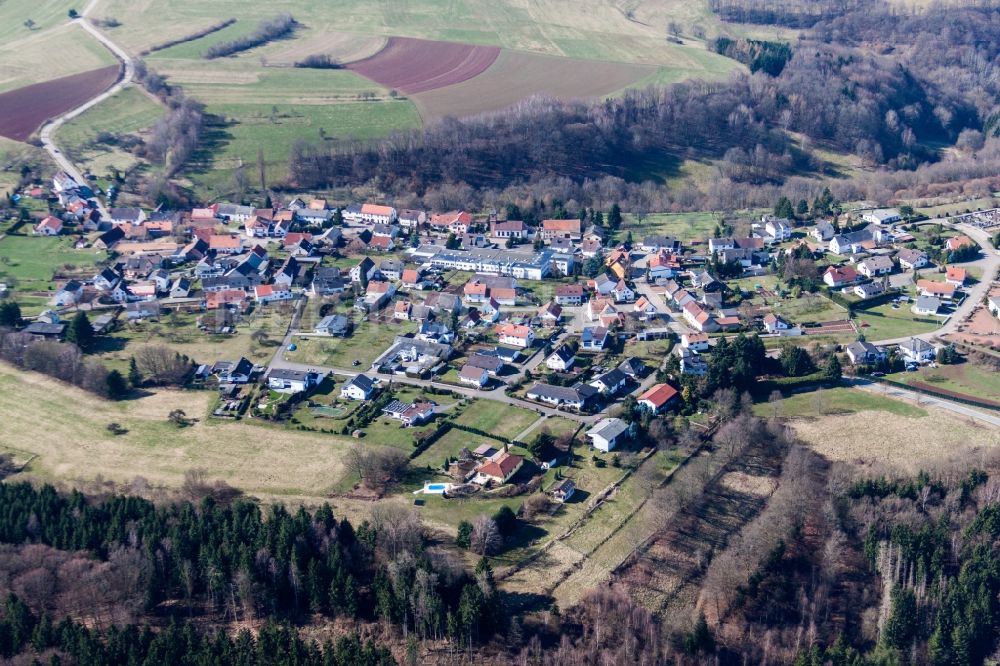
[142,18,236,55]
[410,422,452,459]
[205,14,295,59]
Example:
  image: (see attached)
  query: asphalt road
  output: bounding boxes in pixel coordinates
[38,3,135,218]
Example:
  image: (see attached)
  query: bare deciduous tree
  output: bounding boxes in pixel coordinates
[470,516,501,555]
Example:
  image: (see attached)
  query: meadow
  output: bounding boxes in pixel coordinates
[0,235,106,313]
[0,22,116,93]
[0,365,356,503]
[55,86,164,176]
[853,302,940,341]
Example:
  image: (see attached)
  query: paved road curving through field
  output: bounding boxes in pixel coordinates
[38,1,135,218]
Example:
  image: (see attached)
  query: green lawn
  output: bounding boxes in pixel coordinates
[754,387,928,418]
[771,292,847,324]
[451,400,540,440]
[891,363,1000,402]
[0,235,103,282]
[622,211,722,244]
[0,235,106,313]
[289,319,418,369]
[853,302,940,341]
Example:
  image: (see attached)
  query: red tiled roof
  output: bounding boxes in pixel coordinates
[478,453,523,479]
[541,219,581,233]
[361,203,395,216]
[917,279,956,295]
[639,383,678,408]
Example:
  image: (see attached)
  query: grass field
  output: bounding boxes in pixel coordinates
[0,22,116,93]
[0,365,355,502]
[754,387,927,419]
[138,60,421,196]
[891,363,1000,402]
[0,139,54,196]
[853,302,940,341]
[787,403,1000,473]
[622,211,722,244]
[451,400,540,440]
[94,307,293,372]
[289,319,418,369]
[771,292,847,324]
[55,86,163,175]
[0,235,106,312]
[0,0,78,46]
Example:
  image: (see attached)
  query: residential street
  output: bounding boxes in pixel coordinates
[871,219,999,346]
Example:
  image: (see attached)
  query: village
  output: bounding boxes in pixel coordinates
[3,172,1000,503]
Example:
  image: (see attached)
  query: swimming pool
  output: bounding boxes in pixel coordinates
[417,482,453,495]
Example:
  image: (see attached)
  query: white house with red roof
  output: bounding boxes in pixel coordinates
[823,265,859,288]
[254,284,292,303]
[496,323,534,348]
[638,383,679,414]
[34,215,63,236]
[474,452,524,485]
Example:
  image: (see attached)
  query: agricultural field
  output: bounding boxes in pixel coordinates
[65,0,744,193]
[0,65,120,142]
[853,302,940,341]
[0,22,117,94]
[0,365,355,503]
[348,37,500,95]
[93,0,740,67]
[408,49,657,120]
[55,86,164,175]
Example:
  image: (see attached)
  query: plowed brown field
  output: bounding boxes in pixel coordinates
[0,66,120,141]
[346,36,499,94]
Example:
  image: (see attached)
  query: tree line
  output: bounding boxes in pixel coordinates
[0,594,395,665]
[0,322,126,399]
[205,14,296,59]
[0,482,500,648]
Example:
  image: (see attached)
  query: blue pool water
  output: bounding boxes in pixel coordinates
[427,484,447,491]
